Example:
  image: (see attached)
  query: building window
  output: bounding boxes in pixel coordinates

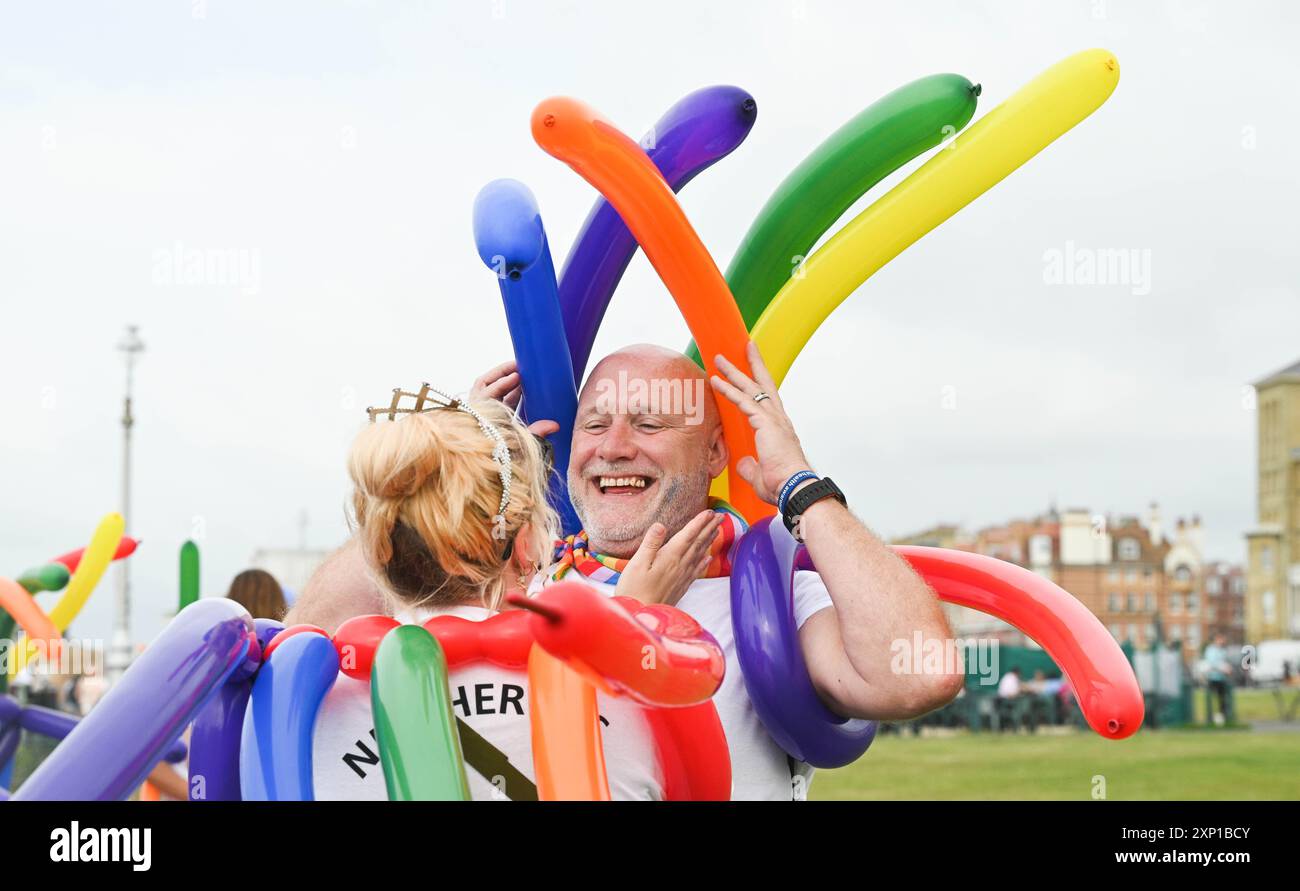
[1174,565,1191,582]
[1125,569,1139,584]
[1144,623,1156,642]
[1262,546,1274,572]
[1126,594,1138,613]
[1108,568,1120,582]
[1263,591,1277,623]
[1187,592,1199,613]
[1187,626,1201,649]
[1118,538,1141,561]
[1170,593,1183,613]
[1207,576,1222,595]
[1145,592,1156,611]
[1232,578,1245,595]
[1128,624,1140,643]
[1108,593,1121,612]
[1109,624,1122,640]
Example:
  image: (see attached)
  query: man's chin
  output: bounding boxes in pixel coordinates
[582,514,654,556]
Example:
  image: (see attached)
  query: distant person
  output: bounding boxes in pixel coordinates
[1203,632,1233,726]
[995,666,1023,731]
[997,666,1022,699]
[226,568,287,621]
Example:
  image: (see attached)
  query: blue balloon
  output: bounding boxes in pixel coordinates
[473,178,582,535]
[730,517,877,768]
[240,631,338,801]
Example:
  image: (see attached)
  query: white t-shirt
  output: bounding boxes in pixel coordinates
[529,569,834,801]
[311,603,662,801]
[997,672,1021,698]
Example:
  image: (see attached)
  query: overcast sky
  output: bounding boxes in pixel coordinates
[2,0,1297,645]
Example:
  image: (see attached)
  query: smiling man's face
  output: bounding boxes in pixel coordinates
[567,345,727,558]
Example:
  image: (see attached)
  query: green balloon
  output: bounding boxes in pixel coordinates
[179,540,200,610]
[16,562,71,594]
[370,624,470,801]
[687,73,981,364]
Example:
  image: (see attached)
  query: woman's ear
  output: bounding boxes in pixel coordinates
[510,522,535,569]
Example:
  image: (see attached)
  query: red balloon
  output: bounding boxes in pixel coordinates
[332,615,400,680]
[327,599,732,800]
[262,624,328,662]
[423,612,536,670]
[893,546,1145,739]
[51,536,139,572]
[516,583,725,708]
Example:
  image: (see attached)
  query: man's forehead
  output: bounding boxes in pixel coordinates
[578,349,704,402]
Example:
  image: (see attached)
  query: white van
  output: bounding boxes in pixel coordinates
[1248,639,1300,684]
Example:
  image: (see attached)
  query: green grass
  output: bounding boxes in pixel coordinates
[811,729,1300,800]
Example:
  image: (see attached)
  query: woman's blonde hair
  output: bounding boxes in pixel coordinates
[348,397,558,611]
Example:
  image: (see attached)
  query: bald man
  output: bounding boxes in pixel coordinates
[292,342,962,799]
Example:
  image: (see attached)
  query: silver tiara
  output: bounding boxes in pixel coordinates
[367,383,512,519]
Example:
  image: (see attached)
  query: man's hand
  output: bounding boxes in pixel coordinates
[616,510,724,607]
[709,340,813,505]
[470,358,559,438]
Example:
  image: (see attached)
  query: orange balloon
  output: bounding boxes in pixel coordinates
[0,577,63,669]
[525,643,610,801]
[531,96,772,523]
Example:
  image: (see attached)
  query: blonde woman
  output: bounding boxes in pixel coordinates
[311,383,716,801]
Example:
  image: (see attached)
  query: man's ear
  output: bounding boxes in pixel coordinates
[707,425,729,479]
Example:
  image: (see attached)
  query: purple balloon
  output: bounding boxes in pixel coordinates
[556,85,757,383]
[254,617,286,657]
[188,679,252,801]
[0,722,19,775]
[0,694,20,726]
[12,599,253,801]
[187,616,282,800]
[730,517,877,768]
[239,631,338,801]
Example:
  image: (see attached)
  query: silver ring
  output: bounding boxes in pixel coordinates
[753,391,770,403]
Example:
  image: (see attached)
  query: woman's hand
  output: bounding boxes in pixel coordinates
[616,511,725,607]
[709,340,813,505]
[470,359,559,437]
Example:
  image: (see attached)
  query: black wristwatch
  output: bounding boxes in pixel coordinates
[782,476,846,540]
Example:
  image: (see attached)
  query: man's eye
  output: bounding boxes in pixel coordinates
[637,421,665,432]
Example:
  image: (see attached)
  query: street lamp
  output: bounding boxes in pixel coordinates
[108,324,144,683]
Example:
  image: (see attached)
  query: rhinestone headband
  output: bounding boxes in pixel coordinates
[367,383,512,520]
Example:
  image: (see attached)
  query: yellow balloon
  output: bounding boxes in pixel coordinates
[751,49,1121,386]
[708,468,730,503]
[11,513,124,676]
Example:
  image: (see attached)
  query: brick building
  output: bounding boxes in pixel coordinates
[896,503,1244,659]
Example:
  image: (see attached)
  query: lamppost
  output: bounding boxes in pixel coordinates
[107,324,144,683]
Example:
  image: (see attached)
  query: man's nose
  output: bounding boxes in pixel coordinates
[596,417,638,462]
